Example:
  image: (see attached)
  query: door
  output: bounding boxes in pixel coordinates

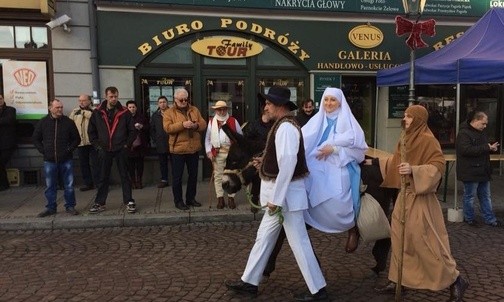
[203,77,247,179]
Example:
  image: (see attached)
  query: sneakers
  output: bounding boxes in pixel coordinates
[126,201,137,213]
[89,204,106,214]
[465,220,479,227]
[157,181,169,188]
[489,220,502,227]
[65,207,79,215]
[79,185,95,192]
[37,209,56,218]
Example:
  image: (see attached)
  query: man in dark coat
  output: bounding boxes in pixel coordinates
[88,86,137,214]
[150,96,170,188]
[32,99,80,217]
[0,94,16,191]
[456,110,501,227]
[295,98,317,127]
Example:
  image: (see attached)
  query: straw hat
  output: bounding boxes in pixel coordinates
[211,100,230,109]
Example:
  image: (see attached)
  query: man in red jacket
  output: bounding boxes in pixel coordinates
[88,86,137,214]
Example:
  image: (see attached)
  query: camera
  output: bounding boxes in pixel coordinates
[46,15,71,31]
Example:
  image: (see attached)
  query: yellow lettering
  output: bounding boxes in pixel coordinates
[138,43,152,56]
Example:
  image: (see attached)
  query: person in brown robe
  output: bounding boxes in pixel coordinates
[370,105,468,302]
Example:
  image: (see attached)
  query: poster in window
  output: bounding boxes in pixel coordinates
[2,60,48,119]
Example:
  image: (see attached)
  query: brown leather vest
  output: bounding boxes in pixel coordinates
[259,115,309,181]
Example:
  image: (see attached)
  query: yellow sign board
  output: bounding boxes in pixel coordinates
[348,24,383,49]
[191,36,263,59]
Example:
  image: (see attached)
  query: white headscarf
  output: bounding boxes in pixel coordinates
[302,87,368,165]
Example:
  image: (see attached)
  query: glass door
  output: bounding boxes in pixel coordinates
[205,78,246,125]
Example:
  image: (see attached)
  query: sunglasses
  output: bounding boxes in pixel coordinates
[176,98,188,103]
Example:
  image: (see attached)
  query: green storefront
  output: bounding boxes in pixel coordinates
[96,0,489,177]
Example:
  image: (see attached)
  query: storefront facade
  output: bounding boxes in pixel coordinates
[2,0,500,184]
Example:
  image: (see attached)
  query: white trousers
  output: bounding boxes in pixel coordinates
[241,209,326,294]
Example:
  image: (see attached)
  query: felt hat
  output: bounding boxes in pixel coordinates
[211,100,230,109]
[258,86,298,111]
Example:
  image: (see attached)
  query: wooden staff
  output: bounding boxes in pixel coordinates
[208,159,216,209]
[395,129,408,301]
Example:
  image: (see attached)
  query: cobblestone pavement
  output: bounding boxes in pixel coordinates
[0,219,503,302]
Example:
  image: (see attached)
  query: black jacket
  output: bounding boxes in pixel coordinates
[456,121,492,182]
[88,100,135,152]
[0,104,17,150]
[295,110,317,127]
[32,114,80,162]
[150,109,169,154]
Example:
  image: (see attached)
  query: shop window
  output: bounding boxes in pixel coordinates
[204,57,245,66]
[150,40,193,64]
[257,44,296,67]
[258,78,304,112]
[461,85,500,143]
[206,79,245,123]
[140,77,192,117]
[0,26,14,48]
[342,77,375,146]
[0,25,47,49]
[32,27,48,48]
[416,85,457,148]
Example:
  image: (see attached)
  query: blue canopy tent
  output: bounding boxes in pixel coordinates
[377,8,504,218]
[377,8,504,86]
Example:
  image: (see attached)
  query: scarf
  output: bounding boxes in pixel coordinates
[210,113,229,148]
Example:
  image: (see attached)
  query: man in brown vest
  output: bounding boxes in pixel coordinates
[225,86,327,301]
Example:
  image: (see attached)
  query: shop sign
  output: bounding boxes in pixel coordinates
[348,24,383,49]
[191,36,263,59]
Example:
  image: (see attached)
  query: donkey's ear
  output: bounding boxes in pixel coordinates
[221,123,245,144]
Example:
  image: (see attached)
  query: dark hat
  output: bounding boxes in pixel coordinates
[257,86,298,111]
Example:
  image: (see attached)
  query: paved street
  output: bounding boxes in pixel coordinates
[1,219,503,302]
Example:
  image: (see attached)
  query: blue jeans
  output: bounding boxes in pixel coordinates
[44,160,76,211]
[171,152,199,204]
[462,181,497,224]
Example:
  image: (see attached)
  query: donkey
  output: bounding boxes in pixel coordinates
[221,122,397,276]
[221,123,265,212]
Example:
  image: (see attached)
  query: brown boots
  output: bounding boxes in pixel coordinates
[217,197,225,209]
[228,197,236,209]
[345,226,360,253]
[216,197,236,209]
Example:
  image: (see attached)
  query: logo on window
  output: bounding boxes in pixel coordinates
[13,68,37,87]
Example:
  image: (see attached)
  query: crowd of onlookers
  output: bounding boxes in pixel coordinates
[12,86,319,217]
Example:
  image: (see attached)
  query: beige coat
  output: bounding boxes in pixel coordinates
[163,105,206,154]
[69,106,94,147]
[380,158,459,291]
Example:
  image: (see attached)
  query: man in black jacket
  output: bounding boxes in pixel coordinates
[150,96,170,188]
[456,110,501,227]
[33,99,80,217]
[88,86,137,214]
[0,94,16,191]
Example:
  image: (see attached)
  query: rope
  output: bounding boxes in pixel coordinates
[245,185,284,224]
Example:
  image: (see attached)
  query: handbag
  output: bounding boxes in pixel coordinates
[357,193,391,244]
[132,134,142,149]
